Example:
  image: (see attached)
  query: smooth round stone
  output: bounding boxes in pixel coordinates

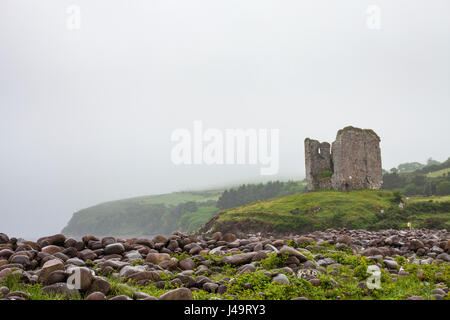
[109,295,132,300]
[85,291,107,300]
[0,286,10,296]
[10,255,30,266]
[104,243,125,255]
[272,273,290,284]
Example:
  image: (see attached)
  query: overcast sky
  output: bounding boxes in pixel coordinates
[1,0,449,239]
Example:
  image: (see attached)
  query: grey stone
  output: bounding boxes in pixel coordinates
[436,253,450,262]
[237,264,256,275]
[66,257,85,266]
[272,273,290,284]
[38,259,65,283]
[133,291,151,300]
[45,270,67,285]
[89,277,111,295]
[159,288,193,300]
[119,265,146,278]
[86,292,107,300]
[179,258,196,270]
[42,283,79,298]
[203,282,219,293]
[0,286,10,296]
[104,243,125,255]
[383,259,398,270]
[278,246,308,262]
[222,252,257,265]
[109,295,132,300]
[10,255,30,267]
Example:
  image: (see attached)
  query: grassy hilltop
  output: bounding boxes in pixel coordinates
[61,158,450,237]
[198,190,450,235]
[62,191,222,236]
[62,181,307,236]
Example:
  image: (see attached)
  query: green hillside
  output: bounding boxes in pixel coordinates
[197,190,450,235]
[62,181,306,237]
[62,191,222,236]
[118,190,222,205]
[427,168,450,178]
[383,157,450,196]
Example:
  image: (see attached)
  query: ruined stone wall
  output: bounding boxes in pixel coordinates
[304,138,333,191]
[304,126,382,191]
[331,127,382,191]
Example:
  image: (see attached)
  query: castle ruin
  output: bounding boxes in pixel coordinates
[305,126,382,191]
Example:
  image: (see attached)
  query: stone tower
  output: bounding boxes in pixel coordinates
[304,139,333,191]
[304,126,382,191]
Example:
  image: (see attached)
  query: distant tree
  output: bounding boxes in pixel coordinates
[217,180,305,210]
[397,162,425,172]
[436,181,450,196]
[382,172,405,190]
[427,158,441,166]
[403,184,423,196]
[411,174,426,186]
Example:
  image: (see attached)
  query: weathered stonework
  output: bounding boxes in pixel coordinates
[305,126,382,191]
[304,139,333,191]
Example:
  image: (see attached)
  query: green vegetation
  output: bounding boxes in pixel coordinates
[62,181,306,236]
[319,170,333,179]
[62,156,450,237]
[62,191,222,236]
[203,190,450,234]
[0,274,81,300]
[2,241,449,300]
[217,181,306,210]
[408,195,450,203]
[427,168,450,178]
[383,157,450,196]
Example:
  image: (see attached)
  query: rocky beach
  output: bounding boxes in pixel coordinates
[0,229,449,300]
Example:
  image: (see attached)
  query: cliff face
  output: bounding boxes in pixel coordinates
[305,126,382,191]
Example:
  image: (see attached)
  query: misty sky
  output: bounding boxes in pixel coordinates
[1,0,449,239]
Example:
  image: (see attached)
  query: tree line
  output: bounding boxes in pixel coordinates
[217,180,306,210]
[382,157,450,196]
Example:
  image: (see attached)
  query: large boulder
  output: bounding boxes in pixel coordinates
[41,245,63,255]
[146,253,170,265]
[436,253,450,262]
[278,246,308,262]
[88,277,111,295]
[221,233,237,243]
[38,259,65,284]
[222,252,256,265]
[360,247,383,257]
[9,255,30,267]
[152,235,168,244]
[127,271,161,282]
[85,292,107,300]
[37,234,66,248]
[409,239,424,251]
[78,249,97,261]
[272,274,290,284]
[42,283,78,298]
[104,243,125,255]
[101,237,116,247]
[158,287,193,300]
[66,267,94,291]
[119,265,146,278]
[179,258,196,270]
[0,249,14,260]
[0,233,9,244]
[45,270,68,285]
